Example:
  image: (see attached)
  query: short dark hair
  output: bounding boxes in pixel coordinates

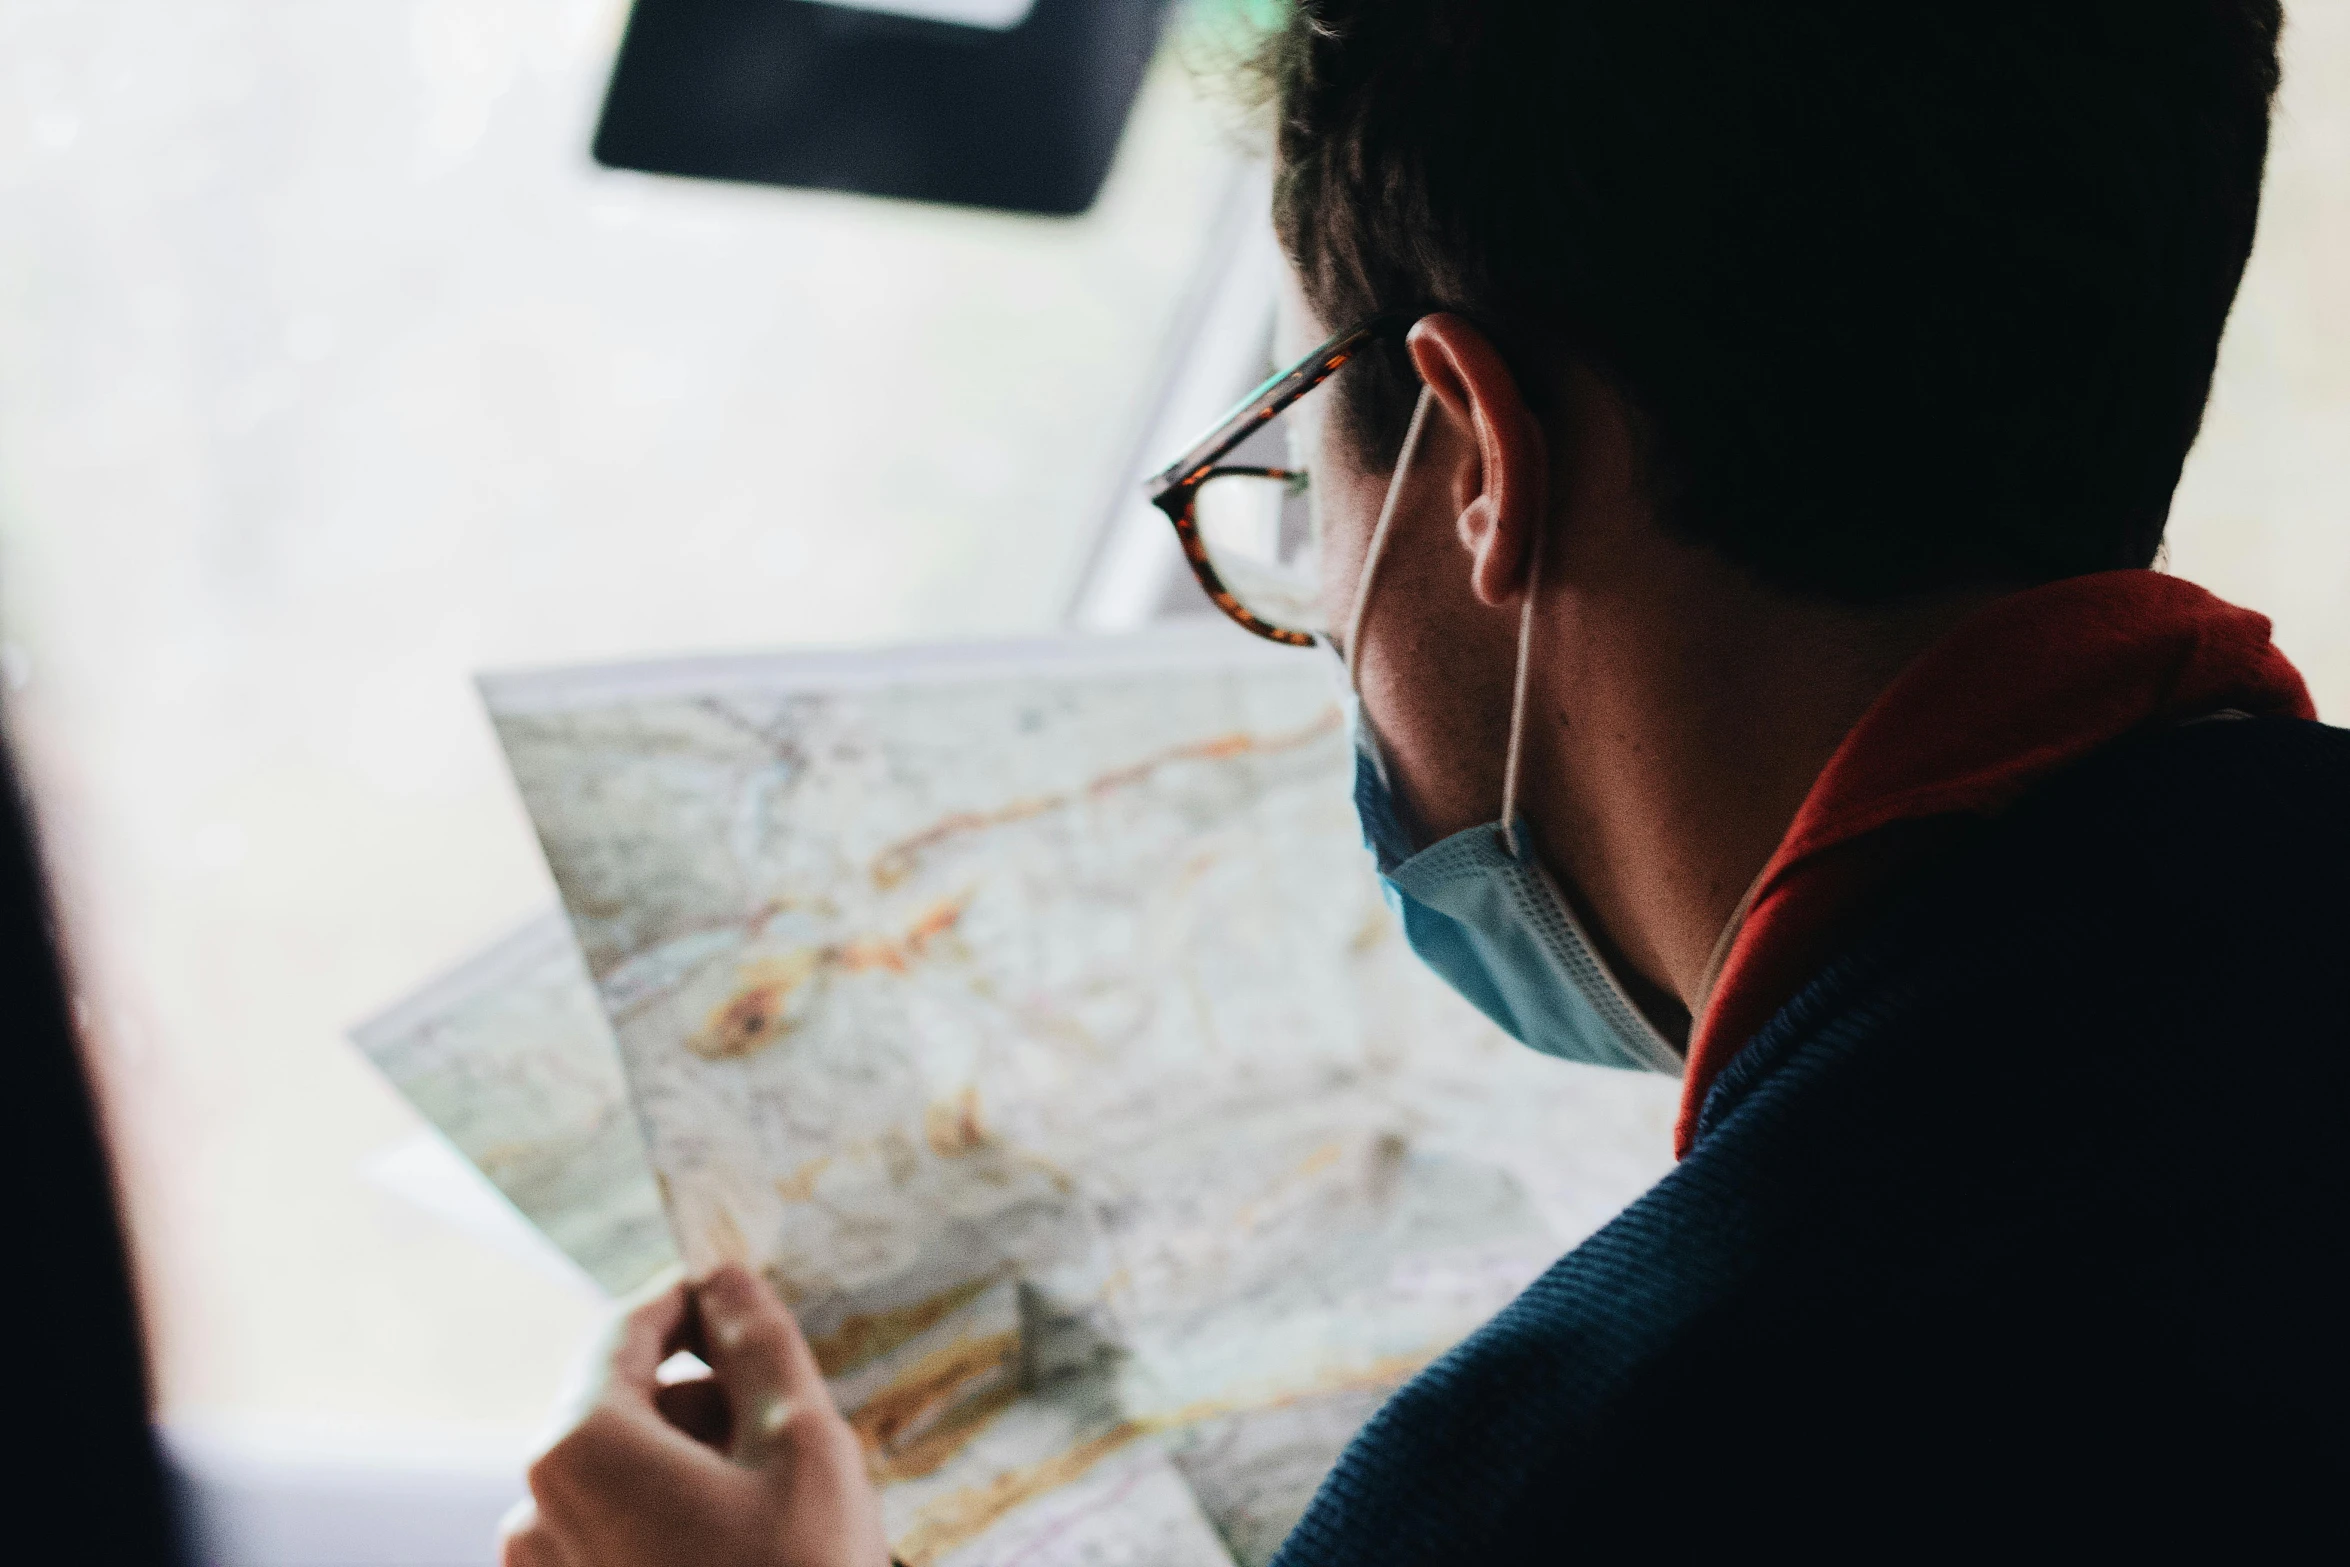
[1263,1,2282,602]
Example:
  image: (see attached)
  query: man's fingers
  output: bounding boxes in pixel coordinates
[694,1264,825,1395]
[530,1402,740,1534]
[496,1498,578,1567]
[654,1375,733,1447]
[691,1263,834,1459]
[607,1279,695,1396]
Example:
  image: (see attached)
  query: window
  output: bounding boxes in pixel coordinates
[0,0,1253,1464]
[1,2,2344,1555]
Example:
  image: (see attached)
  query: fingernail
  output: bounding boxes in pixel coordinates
[755,1394,797,1438]
[695,1267,751,1348]
[497,1498,538,1540]
[695,1262,749,1299]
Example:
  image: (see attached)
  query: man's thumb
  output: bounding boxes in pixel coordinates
[692,1263,832,1463]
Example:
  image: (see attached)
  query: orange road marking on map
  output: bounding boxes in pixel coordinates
[891,1423,1147,1566]
[686,894,970,1059]
[867,710,1339,890]
[807,1276,1001,1378]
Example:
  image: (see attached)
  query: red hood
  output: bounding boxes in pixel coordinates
[1677,569,2315,1157]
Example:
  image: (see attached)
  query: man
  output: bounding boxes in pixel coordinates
[505,2,2347,1561]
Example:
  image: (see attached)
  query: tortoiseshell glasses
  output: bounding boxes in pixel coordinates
[1145,315,1411,646]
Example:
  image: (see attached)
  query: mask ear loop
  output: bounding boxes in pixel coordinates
[1341,386,1437,688]
[1495,505,1544,859]
[1342,382,1540,860]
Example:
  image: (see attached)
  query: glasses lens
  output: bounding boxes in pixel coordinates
[1189,397,1329,636]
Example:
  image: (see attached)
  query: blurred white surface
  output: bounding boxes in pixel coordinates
[166,1418,527,1567]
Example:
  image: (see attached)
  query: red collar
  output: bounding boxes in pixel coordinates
[1676,570,2315,1157]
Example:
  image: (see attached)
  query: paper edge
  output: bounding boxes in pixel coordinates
[475,624,1303,718]
[348,907,583,1055]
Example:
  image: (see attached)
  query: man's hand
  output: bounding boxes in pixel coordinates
[500,1264,890,1567]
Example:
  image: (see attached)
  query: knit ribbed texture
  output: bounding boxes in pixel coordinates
[1274,717,2350,1560]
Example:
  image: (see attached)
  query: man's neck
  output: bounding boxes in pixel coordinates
[1520,526,2007,1017]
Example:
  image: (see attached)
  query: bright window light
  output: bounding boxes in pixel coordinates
[819,0,1038,29]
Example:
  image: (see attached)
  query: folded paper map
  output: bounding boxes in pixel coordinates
[353,911,676,1297]
[360,627,1675,1565]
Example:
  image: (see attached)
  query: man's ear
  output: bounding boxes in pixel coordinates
[1405,315,1548,609]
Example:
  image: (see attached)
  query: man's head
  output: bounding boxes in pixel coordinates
[1211,1,2285,1016]
[1263,0,2284,603]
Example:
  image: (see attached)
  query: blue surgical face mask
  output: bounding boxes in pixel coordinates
[1336,389,1682,1075]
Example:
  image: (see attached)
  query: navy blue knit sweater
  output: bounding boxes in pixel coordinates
[1274,717,2350,1557]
